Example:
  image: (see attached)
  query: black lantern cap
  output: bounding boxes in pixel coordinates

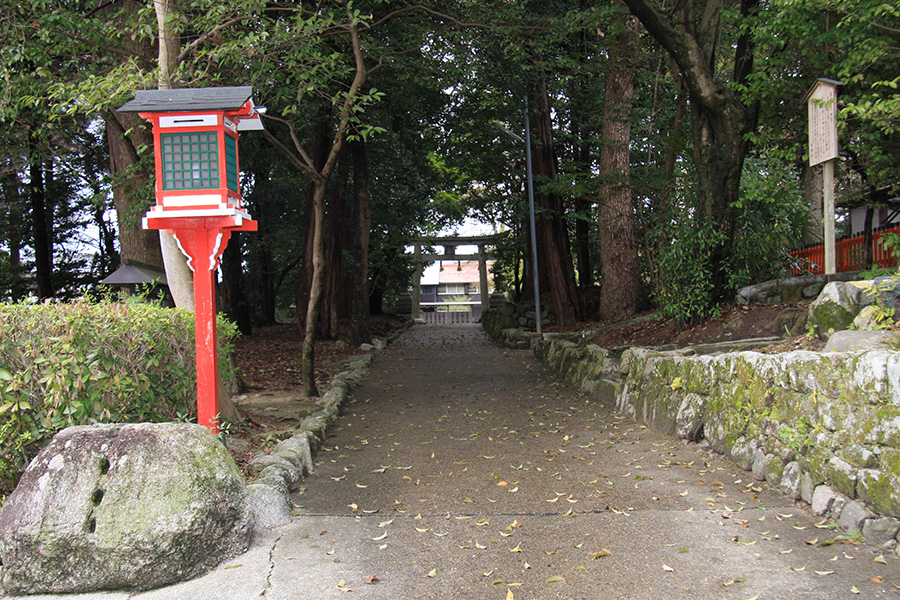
[119,86,254,113]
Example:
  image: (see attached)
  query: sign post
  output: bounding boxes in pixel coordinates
[119,87,264,432]
[804,78,842,275]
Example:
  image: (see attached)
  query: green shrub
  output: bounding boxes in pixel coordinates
[727,156,810,289]
[0,298,238,485]
[652,221,724,326]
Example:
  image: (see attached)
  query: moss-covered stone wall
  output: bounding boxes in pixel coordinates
[482,306,534,349]
[536,337,900,546]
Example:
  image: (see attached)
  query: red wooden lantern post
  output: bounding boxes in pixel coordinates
[119,87,264,432]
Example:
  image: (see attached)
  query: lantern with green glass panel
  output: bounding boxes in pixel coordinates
[119,86,264,228]
[117,87,263,433]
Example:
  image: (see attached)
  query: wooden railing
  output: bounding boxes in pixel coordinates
[422,311,475,324]
[420,301,483,324]
[789,225,900,275]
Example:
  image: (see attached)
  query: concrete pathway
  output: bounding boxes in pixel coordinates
[12,324,898,599]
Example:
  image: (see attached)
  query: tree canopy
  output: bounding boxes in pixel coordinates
[0,0,897,334]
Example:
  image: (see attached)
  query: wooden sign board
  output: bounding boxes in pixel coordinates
[806,80,840,166]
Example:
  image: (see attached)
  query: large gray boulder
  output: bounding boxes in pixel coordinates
[0,423,252,594]
[823,329,897,353]
[808,281,875,339]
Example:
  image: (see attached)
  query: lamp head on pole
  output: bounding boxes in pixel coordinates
[118,86,264,231]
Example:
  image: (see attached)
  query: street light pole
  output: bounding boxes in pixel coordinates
[523,95,542,335]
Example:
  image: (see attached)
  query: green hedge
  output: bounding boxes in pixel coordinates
[0,299,238,484]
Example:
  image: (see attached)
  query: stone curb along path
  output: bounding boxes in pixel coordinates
[243,321,414,529]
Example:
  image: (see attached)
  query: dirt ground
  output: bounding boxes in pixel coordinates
[229,314,404,451]
[580,302,825,354]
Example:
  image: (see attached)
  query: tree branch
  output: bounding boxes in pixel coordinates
[621,0,723,110]
[260,121,318,180]
[368,46,422,75]
[176,15,254,65]
[318,17,368,182]
[367,4,549,31]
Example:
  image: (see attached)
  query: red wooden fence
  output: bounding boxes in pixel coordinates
[788,225,900,275]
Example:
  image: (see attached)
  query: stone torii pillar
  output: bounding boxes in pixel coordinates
[478,244,490,316]
[411,243,422,321]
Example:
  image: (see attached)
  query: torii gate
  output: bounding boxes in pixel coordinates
[410,234,506,320]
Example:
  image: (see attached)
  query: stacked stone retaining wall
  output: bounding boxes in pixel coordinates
[535,337,900,550]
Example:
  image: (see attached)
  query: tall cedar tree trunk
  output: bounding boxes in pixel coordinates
[96,0,164,270]
[323,155,350,339]
[83,144,118,275]
[622,0,760,310]
[1,170,24,299]
[598,11,641,322]
[645,74,687,295]
[572,119,593,287]
[222,240,252,335]
[527,78,581,325]
[572,18,594,289]
[250,160,278,325]
[28,145,52,299]
[349,139,371,345]
[104,112,164,267]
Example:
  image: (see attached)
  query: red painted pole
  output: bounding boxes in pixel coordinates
[191,228,220,434]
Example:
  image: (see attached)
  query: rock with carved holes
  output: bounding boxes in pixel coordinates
[0,423,251,594]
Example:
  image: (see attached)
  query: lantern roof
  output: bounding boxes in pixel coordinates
[99,260,168,286]
[119,86,255,114]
